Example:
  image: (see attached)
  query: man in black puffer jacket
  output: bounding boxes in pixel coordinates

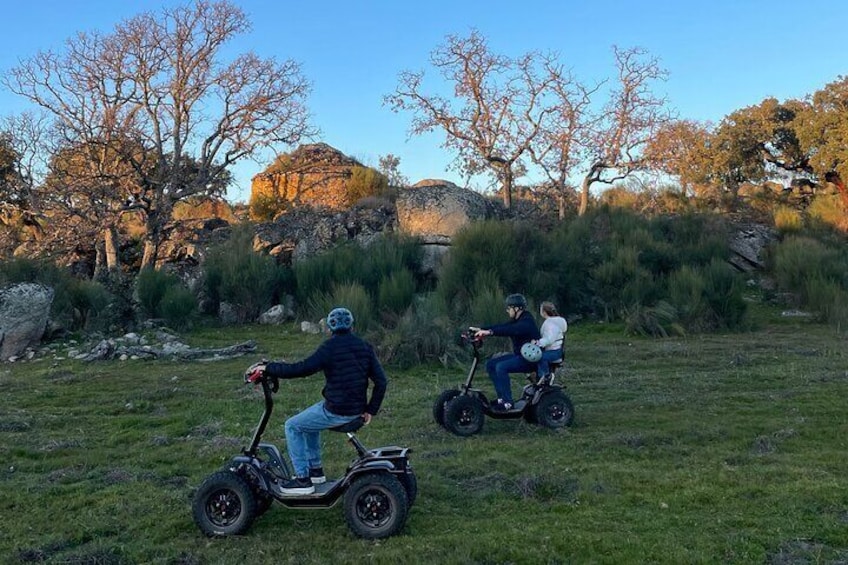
[252,307,387,495]
[472,293,541,412]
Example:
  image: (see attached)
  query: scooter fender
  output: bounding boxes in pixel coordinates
[227,455,273,490]
[532,384,564,405]
[341,459,397,487]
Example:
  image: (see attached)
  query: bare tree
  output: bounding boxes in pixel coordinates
[578,46,672,216]
[4,0,313,268]
[528,63,598,219]
[386,30,556,208]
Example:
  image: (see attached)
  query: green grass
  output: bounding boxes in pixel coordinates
[1,308,847,564]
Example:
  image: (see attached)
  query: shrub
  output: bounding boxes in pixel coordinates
[204,225,293,323]
[804,276,848,326]
[136,267,180,319]
[373,293,456,369]
[591,247,657,321]
[346,166,390,205]
[468,270,507,328]
[66,279,115,332]
[667,265,708,330]
[701,259,748,330]
[160,285,197,330]
[377,270,416,320]
[437,221,545,315]
[307,282,373,333]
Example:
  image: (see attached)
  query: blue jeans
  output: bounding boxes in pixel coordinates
[485,353,536,404]
[284,400,359,478]
[537,348,563,377]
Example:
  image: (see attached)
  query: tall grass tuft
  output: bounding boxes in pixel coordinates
[773,205,803,234]
[373,293,456,369]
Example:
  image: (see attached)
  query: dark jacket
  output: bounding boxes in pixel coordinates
[265,331,387,416]
[483,311,541,355]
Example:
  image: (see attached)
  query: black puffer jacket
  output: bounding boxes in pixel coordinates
[265,331,387,416]
[483,310,541,355]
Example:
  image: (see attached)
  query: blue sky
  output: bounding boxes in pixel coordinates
[2,0,846,202]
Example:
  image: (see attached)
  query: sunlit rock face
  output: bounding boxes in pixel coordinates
[396,179,498,244]
[250,143,362,212]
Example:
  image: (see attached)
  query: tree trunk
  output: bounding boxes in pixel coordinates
[579,175,592,217]
[141,238,159,270]
[104,226,119,271]
[501,170,513,208]
[94,239,105,279]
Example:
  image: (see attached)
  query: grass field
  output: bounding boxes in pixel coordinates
[1,304,847,564]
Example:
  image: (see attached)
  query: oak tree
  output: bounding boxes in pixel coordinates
[4,0,313,268]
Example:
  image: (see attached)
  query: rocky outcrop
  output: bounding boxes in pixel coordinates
[253,203,396,264]
[396,180,499,244]
[250,143,362,212]
[728,223,778,272]
[0,283,54,360]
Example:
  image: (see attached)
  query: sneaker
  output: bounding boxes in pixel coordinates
[277,476,315,495]
[309,467,326,485]
[491,399,513,413]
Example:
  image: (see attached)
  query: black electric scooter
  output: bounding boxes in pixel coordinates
[192,369,416,539]
[433,329,575,436]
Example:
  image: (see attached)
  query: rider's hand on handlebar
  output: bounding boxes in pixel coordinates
[474,329,491,339]
[244,361,268,384]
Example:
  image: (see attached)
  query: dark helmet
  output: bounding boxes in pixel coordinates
[505,294,527,309]
[327,307,354,332]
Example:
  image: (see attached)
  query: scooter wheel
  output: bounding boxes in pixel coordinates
[432,389,461,427]
[192,470,258,536]
[534,390,575,429]
[443,395,484,437]
[343,473,409,539]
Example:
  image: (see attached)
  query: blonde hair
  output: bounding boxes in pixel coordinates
[540,301,559,317]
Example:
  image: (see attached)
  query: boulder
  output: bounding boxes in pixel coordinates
[728,223,778,272]
[259,297,296,325]
[396,180,497,243]
[253,203,396,264]
[250,143,363,212]
[0,283,54,360]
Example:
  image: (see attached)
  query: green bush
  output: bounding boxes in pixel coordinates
[308,282,373,333]
[160,285,197,331]
[136,267,180,318]
[204,225,294,323]
[294,236,422,313]
[701,259,747,330]
[804,276,848,326]
[67,279,115,332]
[377,270,416,320]
[468,270,508,328]
[591,247,657,321]
[437,221,545,316]
[373,293,456,369]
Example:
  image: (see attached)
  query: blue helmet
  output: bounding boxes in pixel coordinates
[327,307,354,332]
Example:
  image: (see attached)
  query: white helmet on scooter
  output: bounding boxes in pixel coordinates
[520,342,542,363]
